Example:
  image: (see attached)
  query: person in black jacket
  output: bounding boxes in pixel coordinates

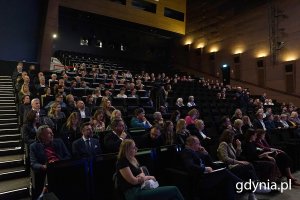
[180,136,244,200]
[72,122,102,158]
[104,119,130,153]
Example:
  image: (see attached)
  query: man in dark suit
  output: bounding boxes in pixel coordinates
[75,100,92,120]
[253,111,267,131]
[104,119,130,153]
[180,136,248,200]
[72,122,102,158]
[30,125,71,171]
[30,125,70,199]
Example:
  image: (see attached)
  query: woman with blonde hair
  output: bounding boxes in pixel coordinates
[18,84,32,103]
[116,139,184,200]
[59,112,81,151]
[48,102,66,132]
[176,119,190,147]
[101,97,116,122]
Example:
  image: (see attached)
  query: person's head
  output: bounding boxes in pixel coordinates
[31,98,40,110]
[188,108,199,119]
[51,74,57,81]
[234,109,243,118]
[164,120,174,132]
[233,119,243,129]
[37,125,53,144]
[66,112,80,128]
[194,119,205,131]
[23,75,30,84]
[117,139,138,165]
[176,119,186,133]
[219,129,235,144]
[188,96,194,102]
[176,98,184,106]
[256,111,264,120]
[186,136,201,152]
[50,102,61,114]
[290,111,298,119]
[111,119,125,135]
[153,112,162,121]
[266,113,274,121]
[22,95,30,104]
[135,108,145,120]
[25,110,38,124]
[280,114,288,121]
[39,76,45,84]
[256,129,266,140]
[21,84,29,94]
[76,100,85,110]
[66,94,75,104]
[150,125,162,139]
[221,116,231,127]
[111,109,122,120]
[245,128,257,142]
[86,95,94,104]
[242,115,251,125]
[273,114,280,122]
[80,122,93,139]
[93,109,105,121]
[55,94,63,103]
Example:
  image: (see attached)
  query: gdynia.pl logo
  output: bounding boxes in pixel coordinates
[236,179,291,193]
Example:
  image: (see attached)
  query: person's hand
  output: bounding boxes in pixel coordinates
[205,167,213,173]
[205,136,211,140]
[198,146,207,154]
[146,176,156,181]
[120,132,127,139]
[41,165,47,171]
[238,161,249,165]
[236,139,241,147]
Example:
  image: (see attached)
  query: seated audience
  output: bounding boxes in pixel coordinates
[104,119,130,153]
[30,125,70,197]
[241,129,280,181]
[59,112,81,152]
[72,122,102,158]
[181,136,249,200]
[176,119,190,147]
[140,125,165,148]
[162,120,176,145]
[184,108,199,126]
[186,96,196,107]
[91,109,106,134]
[217,129,259,183]
[130,108,152,129]
[116,139,184,200]
[75,100,92,120]
[255,129,300,186]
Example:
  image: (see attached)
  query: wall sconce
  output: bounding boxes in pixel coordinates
[209,52,215,61]
[184,43,191,52]
[233,54,240,64]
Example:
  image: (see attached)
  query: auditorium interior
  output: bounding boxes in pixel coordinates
[1,0,300,199]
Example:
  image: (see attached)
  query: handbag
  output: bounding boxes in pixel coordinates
[141,179,159,190]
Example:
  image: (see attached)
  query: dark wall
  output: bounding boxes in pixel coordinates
[54,7,176,70]
[0,0,43,62]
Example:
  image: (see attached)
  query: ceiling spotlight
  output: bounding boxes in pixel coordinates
[52,34,57,39]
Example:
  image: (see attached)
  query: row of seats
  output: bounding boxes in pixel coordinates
[31,145,184,200]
